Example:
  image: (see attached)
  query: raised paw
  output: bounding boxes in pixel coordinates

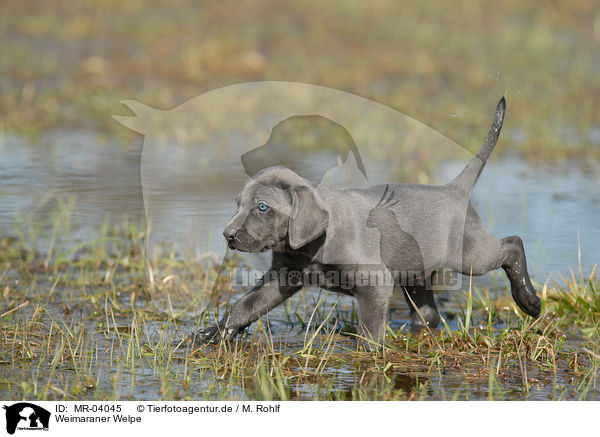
[501,236,542,318]
[512,284,542,317]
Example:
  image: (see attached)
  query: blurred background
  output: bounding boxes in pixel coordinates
[0,0,598,159]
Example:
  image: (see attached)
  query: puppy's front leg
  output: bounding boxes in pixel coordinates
[191,270,302,346]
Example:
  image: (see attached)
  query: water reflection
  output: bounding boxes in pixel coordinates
[1,132,597,284]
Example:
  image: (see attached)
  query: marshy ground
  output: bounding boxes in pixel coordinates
[0,199,598,401]
[1,0,599,401]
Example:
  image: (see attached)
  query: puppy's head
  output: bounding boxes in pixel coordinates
[224,167,329,253]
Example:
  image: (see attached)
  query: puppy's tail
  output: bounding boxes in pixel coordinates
[449,97,506,193]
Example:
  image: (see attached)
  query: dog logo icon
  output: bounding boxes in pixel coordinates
[241,114,367,185]
[3,403,50,434]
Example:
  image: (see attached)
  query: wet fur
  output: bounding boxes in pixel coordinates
[191,98,541,349]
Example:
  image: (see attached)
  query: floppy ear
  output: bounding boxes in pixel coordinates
[288,186,329,249]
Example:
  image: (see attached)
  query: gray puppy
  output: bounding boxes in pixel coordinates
[191,97,541,348]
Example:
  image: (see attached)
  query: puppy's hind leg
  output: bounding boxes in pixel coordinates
[499,235,542,317]
[461,212,541,317]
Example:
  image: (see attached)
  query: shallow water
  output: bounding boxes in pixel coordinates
[1,131,598,281]
[2,131,599,318]
[1,131,599,400]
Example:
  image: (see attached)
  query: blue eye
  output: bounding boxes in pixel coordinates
[257,202,270,212]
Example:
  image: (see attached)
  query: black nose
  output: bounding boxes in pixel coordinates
[223,228,236,241]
